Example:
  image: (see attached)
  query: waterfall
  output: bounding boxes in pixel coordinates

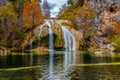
[29,20,54,51]
[45,20,54,51]
[29,20,76,51]
[49,27,54,51]
[61,26,76,51]
[29,25,44,50]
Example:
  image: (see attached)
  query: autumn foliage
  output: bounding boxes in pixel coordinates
[23,0,43,31]
[0,2,18,19]
[58,3,96,29]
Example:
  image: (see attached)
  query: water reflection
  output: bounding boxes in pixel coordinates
[30,52,33,66]
[49,51,54,80]
[46,51,76,80]
[1,51,120,80]
[64,51,76,71]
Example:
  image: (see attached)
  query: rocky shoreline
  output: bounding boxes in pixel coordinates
[0,46,11,54]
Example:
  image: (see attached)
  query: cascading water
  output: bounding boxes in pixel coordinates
[49,27,54,51]
[61,26,76,51]
[29,25,44,50]
[29,20,54,51]
[29,20,76,51]
[46,21,54,51]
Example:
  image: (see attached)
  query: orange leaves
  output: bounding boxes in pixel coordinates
[23,0,43,30]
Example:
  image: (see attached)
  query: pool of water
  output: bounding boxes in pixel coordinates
[0,51,120,80]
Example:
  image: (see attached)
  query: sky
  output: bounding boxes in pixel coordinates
[41,0,68,17]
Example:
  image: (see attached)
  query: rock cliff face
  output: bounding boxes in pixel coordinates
[75,0,120,29]
[87,0,120,51]
[88,0,120,11]
[71,0,120,51]
[88,0,120,27]
[72,0,120,10]
[0,0,8,6]
[97,3,120,36]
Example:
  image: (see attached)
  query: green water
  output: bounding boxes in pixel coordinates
[0,51,120,80]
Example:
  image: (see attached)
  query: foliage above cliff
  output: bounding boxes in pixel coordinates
[58,4,96,20]
[58,3,96,29]
[0,2,18,19]
[23,0,44,31]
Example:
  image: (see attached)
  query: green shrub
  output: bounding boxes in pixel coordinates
[15,31,24,40]
[111,35,120,52]
[0,39,7,47]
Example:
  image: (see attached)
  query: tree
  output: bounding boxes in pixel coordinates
[67,0,85,6]
[23,0,43,31]
[110,35,120,52]
[0,2,18,19]
[42,0,50,18]
[0,2,18,38]
[67,0,73,6]
[58,3,96,29]
[77,0,85,6]
[0,2,19,47]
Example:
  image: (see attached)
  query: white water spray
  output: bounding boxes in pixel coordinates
[61,26,76,51]
[45,21,54,51]
[29,20,76,51]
